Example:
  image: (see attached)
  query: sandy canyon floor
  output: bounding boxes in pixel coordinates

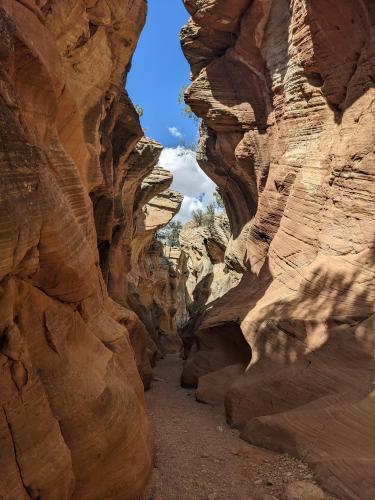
[141,355,334,500]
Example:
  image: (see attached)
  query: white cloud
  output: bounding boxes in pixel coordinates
[159,146,216,223]
[168,126,183,138]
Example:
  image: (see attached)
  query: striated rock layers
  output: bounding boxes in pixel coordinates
[181,1,375,498]
[98,135,185,386]
[181,213,240,313]
[179,213,242,361]
[0,1,181,499]
[119,147,186,364]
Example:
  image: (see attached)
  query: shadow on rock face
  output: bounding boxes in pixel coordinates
[181,321,252,388]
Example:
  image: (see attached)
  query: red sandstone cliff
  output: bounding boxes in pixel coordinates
[0,1,165,498]
[181,1,375,498]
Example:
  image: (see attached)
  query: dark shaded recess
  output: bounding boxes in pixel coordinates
[181,312,205,358]
[111,92,142,169]
[196,322,252,363]
[74,34,88,50]
[306,72,324,87]
[181,321,252,388]
[98,240,110,271]
[251,226,271,244]
[89,193,114,274]
[204,237,226,264]
[89,22,98,37]
[127,292,160,348]
[191,273,214,315]
[181,272,214,356]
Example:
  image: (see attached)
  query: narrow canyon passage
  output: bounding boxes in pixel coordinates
[1,1,374,499]
[141,355,331,500]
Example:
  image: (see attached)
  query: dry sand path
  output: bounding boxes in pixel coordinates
[141,355,332,500]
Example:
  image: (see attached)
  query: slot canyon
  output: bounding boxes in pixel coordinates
[0,1,374,499]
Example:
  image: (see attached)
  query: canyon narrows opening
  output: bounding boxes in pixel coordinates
[0,2,374,500]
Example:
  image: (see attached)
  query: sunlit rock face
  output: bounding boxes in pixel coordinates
[110,140,186,365]
[179,213,242,359]
[181,0,375,498]
[181,214,237,308]
[0,1,155,498]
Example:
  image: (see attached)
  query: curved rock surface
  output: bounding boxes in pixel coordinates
[179,213,242,359]
[181,1,375,498]
[181,213,240,310]
[125,158,186,362]
[0,1,162,498]
[98,133,185,386]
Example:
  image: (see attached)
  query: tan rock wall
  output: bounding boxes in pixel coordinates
[181,1,375,498]
[179,214,242,356]
[122,155,186,360]
[0,1,155,498]
[181,214,241,305]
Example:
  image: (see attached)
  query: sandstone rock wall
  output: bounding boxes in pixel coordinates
[181,1,375,498]
[0,1,160,498]
[97,134,186,386]
[179,213,242,359]
[121,150,186,361]
[181,214,238,309]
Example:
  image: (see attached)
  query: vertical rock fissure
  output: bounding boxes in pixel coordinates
[2,407,33,499]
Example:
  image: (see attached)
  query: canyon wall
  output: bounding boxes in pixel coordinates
[179,213,242,360]
[123,159,186,363]
[98,135,186,386]
[0,1,181,498]
[181,0,375,498]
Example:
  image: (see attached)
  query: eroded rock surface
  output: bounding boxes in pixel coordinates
[0,1,159,498]
[97,134,186,386]
[179,213,243,375]
[181,213,241,313]
[124,157,186,362]
[181,1,375,498]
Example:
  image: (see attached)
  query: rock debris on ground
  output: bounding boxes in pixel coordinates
[141,355,334,500]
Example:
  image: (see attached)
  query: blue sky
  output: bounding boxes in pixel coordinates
[127,0,197,147]
[127,0,216,222]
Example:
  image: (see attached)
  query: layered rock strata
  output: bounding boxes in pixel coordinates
[123,156,186,360]
[97,135,185,385]
[179,213,242,362]
[181,1,375,498]
[181,213,239,312]
[0,1,160,498]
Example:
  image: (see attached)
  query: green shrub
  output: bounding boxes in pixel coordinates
[135,104,144,118]
[158,220,183,247]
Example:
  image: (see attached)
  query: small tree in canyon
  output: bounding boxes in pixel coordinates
[191,190,225,228]
[178,85,200,126]
[192,203,215,227]
[178,85,194,119]
[135,104,144,117]
[158,220,183,247]
[213,189,225,209]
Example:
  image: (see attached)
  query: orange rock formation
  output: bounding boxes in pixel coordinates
[0,1,176,498]
[181,1,375,498]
